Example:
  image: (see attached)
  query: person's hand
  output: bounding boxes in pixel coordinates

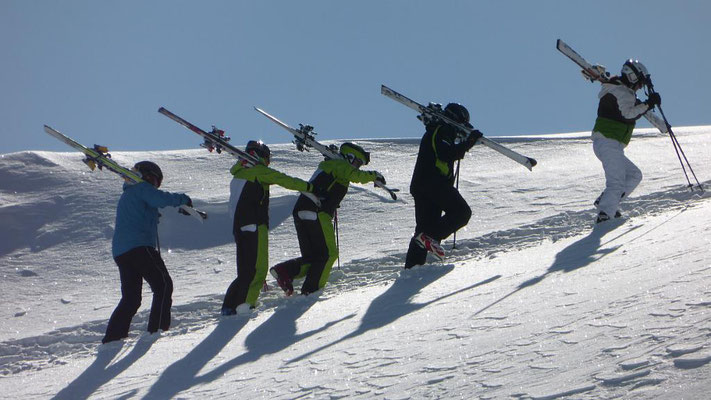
[646,92,661,108]
[185,195,193,208]
[374,172,386,185]
[468,130,483,145]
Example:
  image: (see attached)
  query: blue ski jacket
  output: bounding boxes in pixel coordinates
[112,182,191,258]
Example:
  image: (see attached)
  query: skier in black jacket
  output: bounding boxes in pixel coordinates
[404,103,481,268]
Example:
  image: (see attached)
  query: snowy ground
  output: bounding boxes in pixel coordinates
[1,126,709,399]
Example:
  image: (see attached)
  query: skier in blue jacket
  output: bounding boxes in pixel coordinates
[103,161,192,344]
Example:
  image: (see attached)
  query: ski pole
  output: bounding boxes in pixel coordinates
[156,223,161,257]
[646,83,704,192]
[452,160,461,250]
[334,210,341,270]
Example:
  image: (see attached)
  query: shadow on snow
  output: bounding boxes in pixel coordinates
[287,266,501,364]
[146,297,353,399]
[52,336,156,400]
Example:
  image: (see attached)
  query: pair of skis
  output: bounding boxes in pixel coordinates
[43,125,208,221]
[380,85,538,171]
[157,107,260,165]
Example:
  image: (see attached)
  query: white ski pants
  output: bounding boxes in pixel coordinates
[592,132,642,216]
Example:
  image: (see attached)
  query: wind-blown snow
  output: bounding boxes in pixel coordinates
[1,127,709,399]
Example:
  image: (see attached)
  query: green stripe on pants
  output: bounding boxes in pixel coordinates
[245,224,269,307]
[317,212,339,289]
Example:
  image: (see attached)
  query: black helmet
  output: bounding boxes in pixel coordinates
[134,161,163,187]
[246,140,271,165]
[339,142,370,166]
[444,103,470,125]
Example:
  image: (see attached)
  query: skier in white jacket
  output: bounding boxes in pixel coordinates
[591,59,661,223]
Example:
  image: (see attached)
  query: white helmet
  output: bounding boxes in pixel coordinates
[621,59,650,87]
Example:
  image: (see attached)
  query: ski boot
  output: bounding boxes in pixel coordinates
[414,233,445,261]
[596,210,622,223]
[270,266,294,296]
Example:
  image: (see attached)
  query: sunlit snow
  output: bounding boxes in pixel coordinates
[1,127,709,399]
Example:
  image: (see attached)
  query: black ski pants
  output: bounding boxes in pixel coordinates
[405,184,471,268]
[222,226,265,310]
[103,246,173,343]
[273,210,334,295]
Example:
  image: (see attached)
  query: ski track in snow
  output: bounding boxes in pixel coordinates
[1,129,710,399]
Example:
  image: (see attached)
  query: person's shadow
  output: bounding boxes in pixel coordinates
[144,316,249,399]
[473,220,635,317]
[52,335,156,400]
[145,298,353,399]
[288,265,501,364]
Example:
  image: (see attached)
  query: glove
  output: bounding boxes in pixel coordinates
[467,130,483,147]
[645,92,661,108]
[374,172,386,185]
[184,195,193,208]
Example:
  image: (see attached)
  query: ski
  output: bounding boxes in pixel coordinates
[158,107,260,165]
[380,85,537,171]
[43,125,207,221]
[254,107,400,200]
[555,39,668,133]
[158,107,322,205]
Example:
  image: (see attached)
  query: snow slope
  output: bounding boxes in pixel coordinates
[1,126,709,399]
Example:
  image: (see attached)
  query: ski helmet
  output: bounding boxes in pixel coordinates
[339,142,370,166]
[621,59,650,88]
[245,140,271,165]
[134,161,163,187]
[444,103,470,125]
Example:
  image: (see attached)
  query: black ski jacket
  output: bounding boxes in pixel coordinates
[410,123,474,197]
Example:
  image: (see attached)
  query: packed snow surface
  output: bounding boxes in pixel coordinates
[1,126,710,399]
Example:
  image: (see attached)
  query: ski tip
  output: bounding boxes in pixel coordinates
[43,125,58,135]
[524,157,537,171]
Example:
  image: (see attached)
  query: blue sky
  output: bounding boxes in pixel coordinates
[2,1,709,153]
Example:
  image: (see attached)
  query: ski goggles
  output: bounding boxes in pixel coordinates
[345,153,364,168]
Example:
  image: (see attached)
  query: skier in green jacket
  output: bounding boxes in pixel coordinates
[270,142,385,296]
[222,140,317,315]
